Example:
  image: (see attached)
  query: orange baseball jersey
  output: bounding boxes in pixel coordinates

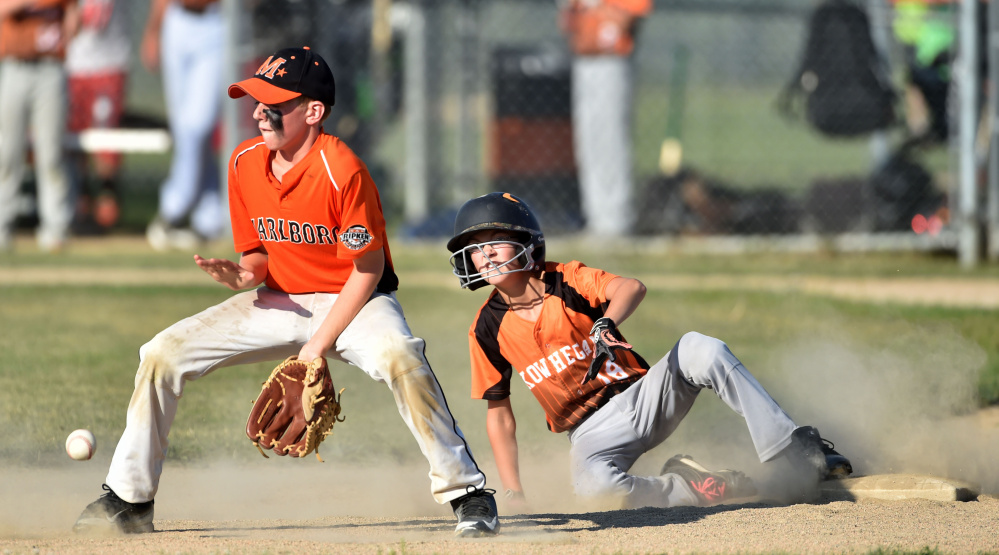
[604,0,652,16]
[561,0,652,56]
[0,0,74,60]
[227,131,399,295]
[468,260,649,433]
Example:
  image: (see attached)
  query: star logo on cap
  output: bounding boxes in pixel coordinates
[277,68,287,77]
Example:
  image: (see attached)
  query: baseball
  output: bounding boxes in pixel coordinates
[66,429,96,461]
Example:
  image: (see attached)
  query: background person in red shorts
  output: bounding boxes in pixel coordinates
[66,0,130,232]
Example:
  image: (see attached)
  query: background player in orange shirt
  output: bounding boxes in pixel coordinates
[72,46,499,538]
[446,192,853,509]
[558,0,651,237]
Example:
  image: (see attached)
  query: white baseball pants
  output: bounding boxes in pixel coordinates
[106,287,487,504]
[156,2,225,238]
[568,331,798,508]
[0,59,71,250]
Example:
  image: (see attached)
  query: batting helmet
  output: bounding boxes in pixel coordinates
[447,192,546,290]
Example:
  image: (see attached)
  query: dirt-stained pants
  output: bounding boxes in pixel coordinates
[106,288,486,504]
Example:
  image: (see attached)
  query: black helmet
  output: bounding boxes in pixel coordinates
[447,192,546,290]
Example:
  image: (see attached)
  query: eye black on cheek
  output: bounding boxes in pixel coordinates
[262,107,284,131]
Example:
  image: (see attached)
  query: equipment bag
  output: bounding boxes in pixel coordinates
[778,0,897,137]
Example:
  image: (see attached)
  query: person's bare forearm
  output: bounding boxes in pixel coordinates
[300,248,383,361]
[61,0,79,40]
[487,399,524,495]
[602,277,646,326]
[144,0,169,34]
[235,249,268,288]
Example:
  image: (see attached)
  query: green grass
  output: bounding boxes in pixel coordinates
[0,245,996,469]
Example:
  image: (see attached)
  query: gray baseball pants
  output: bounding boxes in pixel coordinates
[568,331,798,508]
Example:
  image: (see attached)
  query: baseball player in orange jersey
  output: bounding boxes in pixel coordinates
[446,192,853,509]
[73,46,499,537]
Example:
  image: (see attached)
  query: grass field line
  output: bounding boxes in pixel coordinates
[636,274,999,309]
[1,265,996,309]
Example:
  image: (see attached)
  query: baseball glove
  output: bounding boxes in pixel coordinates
[246,356,345,461]
[582,317,634,384]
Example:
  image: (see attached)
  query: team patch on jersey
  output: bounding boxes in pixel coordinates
[339,225,373,250]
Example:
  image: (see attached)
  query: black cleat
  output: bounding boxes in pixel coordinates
[73,484,154,535]
[450,486,500,537]
[786,426,853,481]
[661,454,757,505]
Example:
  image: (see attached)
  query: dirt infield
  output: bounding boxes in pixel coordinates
[3,406,997,555]
[2,467,997,554]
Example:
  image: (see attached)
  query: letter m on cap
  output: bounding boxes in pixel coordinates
[256,56,287,79]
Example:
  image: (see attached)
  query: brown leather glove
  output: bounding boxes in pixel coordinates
[246,356,344,461]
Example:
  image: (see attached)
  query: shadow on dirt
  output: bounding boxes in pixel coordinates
[164,501,804,535]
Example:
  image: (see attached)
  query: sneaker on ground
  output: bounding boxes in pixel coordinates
[660,454,757,505]
[785,426,853,480]
[450,486,500,537]
[73,484,154,534]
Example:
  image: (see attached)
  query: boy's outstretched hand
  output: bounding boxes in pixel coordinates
[194,255,257,291]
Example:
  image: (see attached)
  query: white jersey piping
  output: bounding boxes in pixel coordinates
[320,150,339,191]
[232,141,265,177]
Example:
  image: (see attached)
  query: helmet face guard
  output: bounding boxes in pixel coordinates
[446,192,545,291]
[449,237,540,290]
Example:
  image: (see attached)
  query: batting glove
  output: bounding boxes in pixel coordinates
[582,317,633,384]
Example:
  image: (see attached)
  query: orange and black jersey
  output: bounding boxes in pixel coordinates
[468,261,649,433]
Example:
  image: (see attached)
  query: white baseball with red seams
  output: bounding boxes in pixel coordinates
[66,429,96,461]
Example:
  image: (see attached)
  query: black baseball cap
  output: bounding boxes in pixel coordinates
[228,46,335,106]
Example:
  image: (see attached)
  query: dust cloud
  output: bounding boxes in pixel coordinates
[765,320,995,494]
[503,318,998,507]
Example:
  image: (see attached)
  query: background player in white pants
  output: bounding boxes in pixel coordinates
[73,46,499,538]
[446,192,853,509]
[0,0,77,253]
[141,0,225,249]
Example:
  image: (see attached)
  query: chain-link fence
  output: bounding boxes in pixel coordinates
[30,0,989,252]
[236,0,972,244]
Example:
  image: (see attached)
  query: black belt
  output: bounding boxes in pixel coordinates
[6,56,60,64]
